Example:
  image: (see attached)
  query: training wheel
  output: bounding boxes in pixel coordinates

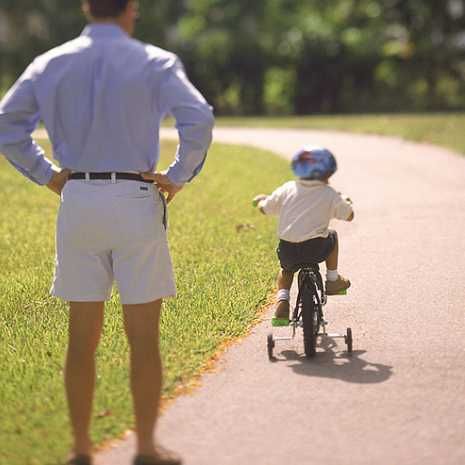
[267,334,275,360]
[345,327,353,353]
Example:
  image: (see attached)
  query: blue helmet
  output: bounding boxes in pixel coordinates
[291,146,337,180]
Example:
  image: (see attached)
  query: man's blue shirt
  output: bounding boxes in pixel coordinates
[0,24,214,185]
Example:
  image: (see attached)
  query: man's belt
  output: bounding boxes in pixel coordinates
[69,172,153,184]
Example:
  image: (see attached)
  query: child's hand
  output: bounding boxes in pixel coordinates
[340,193,353,205]
[252,194,268,207]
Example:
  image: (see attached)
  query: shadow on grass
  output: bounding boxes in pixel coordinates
[274,337,392,384]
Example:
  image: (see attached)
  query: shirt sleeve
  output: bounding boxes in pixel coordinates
[259,184,289,216]
[0,62,55,185]
[158,57,214,185]
[331,191,354,220]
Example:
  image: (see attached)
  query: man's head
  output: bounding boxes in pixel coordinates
[82,0,139,35]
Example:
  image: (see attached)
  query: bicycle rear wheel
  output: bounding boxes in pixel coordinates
[301,283,317,358]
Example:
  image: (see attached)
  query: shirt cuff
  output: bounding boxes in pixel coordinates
[34,158,55,185]
[258,198,275,215]
[335,202,353,221]
[165,163,187,186]
[165,148,208,185]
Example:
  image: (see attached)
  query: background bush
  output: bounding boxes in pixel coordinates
[0,0,464,114]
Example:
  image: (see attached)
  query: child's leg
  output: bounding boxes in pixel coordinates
[275,269,294,319]
[325,231,339,280]
[278,268,294,290]
[324,231,351,294]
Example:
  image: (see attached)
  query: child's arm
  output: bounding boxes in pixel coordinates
[253,183,289,216]
[252,194,268,214]
[332,191,354,222]
[341,194,354,221]
[253,194,268,205]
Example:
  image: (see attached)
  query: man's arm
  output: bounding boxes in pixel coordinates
[158,57,214,186]
[0,62,58,186]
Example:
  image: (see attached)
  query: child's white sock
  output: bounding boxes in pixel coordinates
[277,289,290,302]
[326,269,338,282]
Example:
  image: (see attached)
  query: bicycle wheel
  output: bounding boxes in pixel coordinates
[345,327,353,353]
[301,281,317,358]
[267,334,275,360]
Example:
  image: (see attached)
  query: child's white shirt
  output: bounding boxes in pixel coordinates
[259,180,353,243]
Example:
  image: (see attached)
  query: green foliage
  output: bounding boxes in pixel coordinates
[0,1,464,113]
[0,139,289,465]
[264,67,295,115]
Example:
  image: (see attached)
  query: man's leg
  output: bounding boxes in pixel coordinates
[123,299,162,457]
[65,301,105,456]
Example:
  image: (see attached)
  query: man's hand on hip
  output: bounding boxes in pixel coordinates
[47,168,71,195]
[141,171,183,203]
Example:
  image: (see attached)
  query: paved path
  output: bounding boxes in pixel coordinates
[37,127,465,464]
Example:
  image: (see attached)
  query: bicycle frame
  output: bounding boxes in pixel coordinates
[267,262,353,359]
[292,265,326,332]
[297,265,324,357]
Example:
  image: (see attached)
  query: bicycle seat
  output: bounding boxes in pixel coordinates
[297,262,320,273]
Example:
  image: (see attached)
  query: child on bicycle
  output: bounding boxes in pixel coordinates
[253,146,354,323]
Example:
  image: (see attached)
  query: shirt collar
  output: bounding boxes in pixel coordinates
[81,23,128,40]
[297,179,326,187]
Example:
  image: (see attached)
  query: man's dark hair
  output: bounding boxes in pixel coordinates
[86,0,130,18]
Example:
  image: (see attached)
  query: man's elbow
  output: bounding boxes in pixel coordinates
[203,104,215,131]
[198,105,214,146]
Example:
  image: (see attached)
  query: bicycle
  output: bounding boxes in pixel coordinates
[267,263,353,360]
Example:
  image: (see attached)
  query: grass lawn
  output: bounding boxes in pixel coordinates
[2,111,462,464]
[0,140,288,465]
[213,113,465,155]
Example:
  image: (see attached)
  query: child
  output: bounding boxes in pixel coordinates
[253,146,354,323]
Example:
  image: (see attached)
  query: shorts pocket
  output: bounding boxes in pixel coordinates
[113,193,165,244]
[114,182,155,199]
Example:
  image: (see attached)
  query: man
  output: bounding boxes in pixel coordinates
[0,1,214,464]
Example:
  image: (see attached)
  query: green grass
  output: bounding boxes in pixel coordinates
[3,111,462,463]
[213,113,465,155]
[0,140,288,465]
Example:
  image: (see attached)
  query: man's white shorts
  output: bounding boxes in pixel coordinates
[51,179,176,304]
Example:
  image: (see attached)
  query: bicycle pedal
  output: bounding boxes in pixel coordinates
[328,289,347,296]
[272,317,290,327]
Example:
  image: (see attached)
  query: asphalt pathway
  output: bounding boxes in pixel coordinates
[41,127,465,465]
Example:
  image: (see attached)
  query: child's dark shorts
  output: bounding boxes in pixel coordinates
[277,230,337,272]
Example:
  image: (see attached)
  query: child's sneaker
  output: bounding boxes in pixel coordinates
[275,300,290,318]
[325,275,351,295]
[272,300,290,326]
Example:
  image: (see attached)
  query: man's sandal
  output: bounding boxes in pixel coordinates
[133,447,182,465]
[66,455,92,465]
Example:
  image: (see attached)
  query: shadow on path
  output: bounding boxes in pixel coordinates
[275,337,393,384]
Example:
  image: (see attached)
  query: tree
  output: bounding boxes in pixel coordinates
[1,0,464,113]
